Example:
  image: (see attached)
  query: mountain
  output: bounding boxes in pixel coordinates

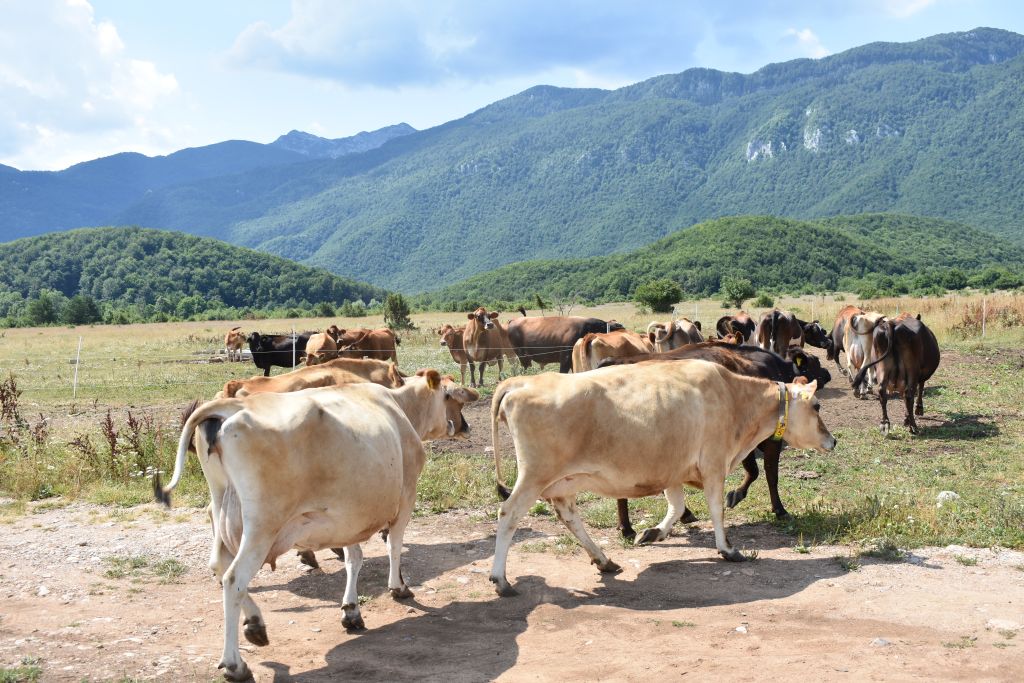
[417,214,1024,305]
[0,227,386,316]
[106,28,1024,292]
[0,125,413,240]
[270,124,416,158]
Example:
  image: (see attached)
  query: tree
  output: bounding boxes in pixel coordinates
[26,291,59,325]
[62,294,102,325]
[720,277,755,309]
[383,293,415,330]
[634,279,683,313]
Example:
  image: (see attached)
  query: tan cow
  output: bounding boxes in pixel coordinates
[304,331,339,366]
[219,357,404,398]
[156,371,478,680]
[647,319,703,353]
[715,312,757,345]
[224,327,245,362]
[846,310,886,397]
[438,324,470,386]
[463,307,513,387]
[487,360,834,596]
[335,327,401,363]
[571,329,654,372]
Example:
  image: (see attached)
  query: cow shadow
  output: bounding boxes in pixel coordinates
[920,412,999,441]
[258,553,851,681]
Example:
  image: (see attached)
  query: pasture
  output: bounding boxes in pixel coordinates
[1,291,1023,680]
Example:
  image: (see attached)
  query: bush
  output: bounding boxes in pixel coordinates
[720,277,755,309]
[62,294,102,325]
[753,292,774,308]
[634,279,683,313]
[383,293,416,330]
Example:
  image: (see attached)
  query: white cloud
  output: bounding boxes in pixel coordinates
[785,27,830,59]
[0,0,179,169]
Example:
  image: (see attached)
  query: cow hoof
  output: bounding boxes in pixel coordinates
[719,548,747,563]
[880,422,890,436]
[619,527,636,542]
[341,608,366,632]
[635,528,663,546]
[379,529,390,543]
[681,508,699,523]
[908,424,920,436]
[219,660,253,682]
[490,576,518,597]
[390,586,414,600]
[773,508,791,520]
[725,489,745,509]
[242,616,269,647]
[593,558,622,574]
[297,550,319,569]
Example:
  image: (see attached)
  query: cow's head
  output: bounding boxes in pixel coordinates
[246,332,263,349]
[781,380,836,453]
[850,312,885,335]
[607,319,625,332]
[801,320,832,351]
[438,323,459,348]
[413,369,480,439]
[326,325,344,343]
[467,307,499,330]
[788,348,831,388]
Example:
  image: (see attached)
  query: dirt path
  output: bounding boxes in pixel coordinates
[2,503,1022,682]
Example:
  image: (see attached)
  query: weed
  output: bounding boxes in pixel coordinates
[954,554,978,566]
[0,372,24,431]
[835,555,861,572]
[997,629,1017,640]
[529,501,551,516]
[152,558,187,583]
[863,538,905,562]
[793,534,812,554]
[552,534,580,555]
[103,554,149,579]
[942,636,977,649]
[672,620,696,628]
[0,656,42,683]
[519,541,550,553]
[358,595,370,605]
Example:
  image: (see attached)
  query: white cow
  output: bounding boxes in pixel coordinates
[156,371,477,680]
[488,359,835,596]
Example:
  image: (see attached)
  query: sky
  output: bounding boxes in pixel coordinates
[1,0,1022,171]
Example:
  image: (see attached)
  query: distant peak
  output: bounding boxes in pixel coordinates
[270,123,416,158]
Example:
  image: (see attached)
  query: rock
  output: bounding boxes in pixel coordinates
[936,491,960,507]
[37,585,49,596]
[870,638,892,647]
[986,618,1021,632]
[735,625,748,634]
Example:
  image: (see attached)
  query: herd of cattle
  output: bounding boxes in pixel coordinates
[162,304,939,679]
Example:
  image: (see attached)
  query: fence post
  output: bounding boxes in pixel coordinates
[292,326,297,367]
[982,297,987,338]
[72,336,83,399]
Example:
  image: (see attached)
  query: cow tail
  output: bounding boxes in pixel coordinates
[491,382,515,500]
[154,399,244,507]
[770,309,780,353]
[852,323,893,392]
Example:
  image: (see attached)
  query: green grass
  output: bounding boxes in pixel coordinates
[102,555,187,583]
[0,657,42,683]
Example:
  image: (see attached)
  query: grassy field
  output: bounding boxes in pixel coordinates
[1,291,1022,553]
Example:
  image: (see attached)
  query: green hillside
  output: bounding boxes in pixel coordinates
[114,28,1024,291]
[417,214,1024,305]
[0,227,386,325]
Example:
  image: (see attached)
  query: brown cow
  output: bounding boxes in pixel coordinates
[438,324,470,386]
[715,312,757,345]
[756,309,833,357]
[571,329,654,372]
[224,327,245,362]
[507,308,624,373]
[853,313,940,435]
[220,358,404,398]
[647,319,703,352]
[463,307,513,387]
[304,332,339,366]
[335,327,401,363]
[846,310,887,397]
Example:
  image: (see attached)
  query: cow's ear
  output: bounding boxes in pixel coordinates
[694,321,702,331]
[467,313,475,320]
[489,311,500,319]
[425,369,442,390]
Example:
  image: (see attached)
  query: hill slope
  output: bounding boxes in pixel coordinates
[0,227,386,313]
[418,214,1024,304]
[113,28,1024,291]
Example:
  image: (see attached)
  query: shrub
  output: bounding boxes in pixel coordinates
[753,292,774,308]
[720,277,755,309]
[383,293,416,330]
[634,279,683,313]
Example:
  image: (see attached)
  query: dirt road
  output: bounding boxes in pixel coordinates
[2,501,1022,682]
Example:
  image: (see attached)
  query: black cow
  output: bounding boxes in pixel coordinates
[596,342,832,541]
[506,308,624,373]
[247,332,313,377]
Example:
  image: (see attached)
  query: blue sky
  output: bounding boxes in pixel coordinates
[2,0,1022,170]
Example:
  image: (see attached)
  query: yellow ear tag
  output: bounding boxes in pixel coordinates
[799,391,813,402]
[795,356,803,366]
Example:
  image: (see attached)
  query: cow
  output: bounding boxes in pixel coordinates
[716,312,757,345]
[220,357,404,398]
[853,313,940,435]
[438,324,470,386]
[571,330,654,373]
[647,319,703,353]
[462,307,515,387]
[335,327,401,363]
[827,305,862,376]
[846,310,887,397]
[756,309,833,357]
[586,342,831,538]
[247,332,312,377]
[487,360,835,596]
[506,307,624,373]
[155,370,478,680]
[224,327,245,362]
[304,331,339,366]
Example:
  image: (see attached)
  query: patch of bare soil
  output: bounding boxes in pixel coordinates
[2,504,1022,682]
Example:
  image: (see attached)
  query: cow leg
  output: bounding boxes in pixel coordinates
[904,380,919,435]
[459,362,467,387]
[340,544,366,631]
[296,550,319,569]
[915,381,926,416]
[497,357,505,381]
[705,478,746,562]
[490,481,541,597]
[761,441,789,518]
[262,367,270,377]
[726,451,759,509]
[478,360,488,387]
[549,496,620,573]
[636,487,688,546]
[468,361,478,388]
[616,499,635,541]
[384,505,413,600]
[878,388,891,435]
[559,351,572,374]
[210,540,268,649]
[218,533,274,681]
